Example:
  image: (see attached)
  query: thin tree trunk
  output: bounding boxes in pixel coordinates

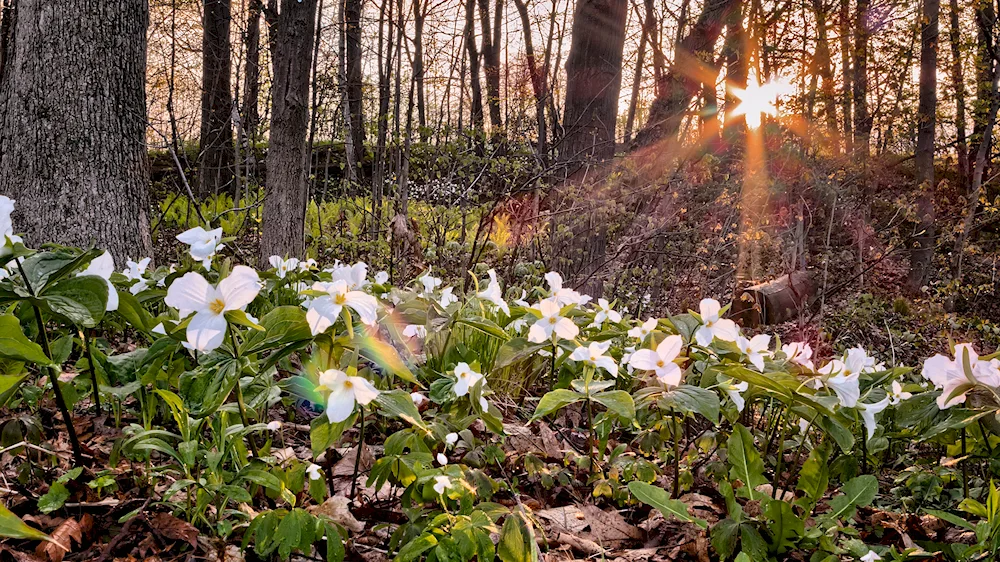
[812,0,838,149]
[907,0,938,291]
[970,0,995,163]
[372,0,393,240]
[0,0,153,261]
[513,0,548,162]
[948,0,969,190]
[477,0,503,132]
[851,0,871,159]
[346,0,364,164]
[243,0,262,145]
[260,0,319,262]
[413,0,427,135]
[624,9,647,146]
[465,0,485,132]
[839,0,852,154]
[199,0,235,197]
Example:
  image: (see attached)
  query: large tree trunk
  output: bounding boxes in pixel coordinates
[0,0,153,261]
[970,0,996,163]
[412,0,427,134]
[907,0,939,291]
[633,0,740,146]
[839,0,853,153]
[260,0,318,262]
[346,0,364,163]
[561,0,628,163]
[851,0,871,159]
[199,0,235,197]
[478,0,503,132]
[812,0,838,150]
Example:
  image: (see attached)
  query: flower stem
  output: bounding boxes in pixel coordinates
[672,411,681,499]
[351,407,365,501]
[229,330,260,458]
[82,329,101,416]
[16,260,84,465]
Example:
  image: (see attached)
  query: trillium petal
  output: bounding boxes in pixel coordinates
[594,356,618,375]
[80,251,115,280]
[656,363,683,387]
[175,226,208,244]
[187,311,228,353]
[527,321,552,343]
[306,297,342,336]
[165,272,214,316]
[345,291,379,325]
[713,319,739,342]
[694,326,714,347]
[569,346,590,361]
[554,317,579,340]
[699,298,721,321]
[219,265,261,311]
[105,281,119,312]
[628,349,661,371]
[326,385,357,423]
[656,335,683,362]
[348,376,380,405]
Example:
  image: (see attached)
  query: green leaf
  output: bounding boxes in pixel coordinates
[457,317,510,341]
[0,373,28,408]
[0,504,51,542]
[42,275,108,327]
[627,481,708,529]
[116,290,154,332]
[494,338,549,370]
[764,499,803,553]
[37,482,71,514]
[20,249,100,292]
[530,389,585,421]
[178,356,243,418]
[795,443,829,510]
[225,309,265,331]
[374,389,428,431]
[661,385,720,423]
[497,514,534,562]
[0,315,51,365]
[924,509,976,531]
[592,390,635,420]
[396,534,438,561]
[243,306,313,353]
[355,335,418,384]
[727,424,766,500]
[828,475,878,520]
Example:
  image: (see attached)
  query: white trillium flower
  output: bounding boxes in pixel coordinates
[479,395,489,411]
[267,421,283,431]
[724,380,750,412]
[306,279,379,334]
[798,418,810,434]
[402,324,427,339]
[306,463,324,481]
[477,269,510,315]
[410,392,428,406]
[629,335,684,387]
[860,550,881,562]
[736,334,771,371]
[858,397,890,440]
[438,287,458,308]
[268,256,300,279]
[78,251,119,312]
[433,475,452,494]
[298,258,317,271]
[781,341,814,370]
[331,262,369,290]
[445,432,459,446]
[176,226,223,269]
[453,362,484,397]
[921,343,998,409]
[164,266,261,352]
[436,452,448,466]
[569,341,618,376]
[628,318,658,340]
[0,196,14,239]
[621,346,636,374]
[315,368,379,423]
[694,298,739,346]
[123,257,152,295]
[527,298,579,343]
[375,271,390,285]
[513,290,530,308]
[419,273,442,294]
[887,380,912,405]
[544,271,590,306]
[818,347,874,408]
[509,316,529,332]
[591,298,622,327]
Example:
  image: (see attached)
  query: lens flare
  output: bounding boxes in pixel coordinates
[729,79,794,129]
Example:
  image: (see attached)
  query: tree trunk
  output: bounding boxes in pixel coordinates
[513,0,548,162]
[346,0,364,162]
[624,11,647,146]
[839,0,852,153]
[243,0,263,144]
[970,0,995,163]
[372,0,394,240]
[465,0,485,132]
[633,0,740,146]
[477,0,503,132]
[948,0,968,191]
[812,0,838,150]
[907,0,938,292]
[260,0,318,262]
[0,0,153,261]
[413,0,427,135]
[199,0,235,197]
[561,0,628,163]
[851,0,871,159]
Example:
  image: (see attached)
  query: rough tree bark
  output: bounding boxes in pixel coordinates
[513,0,548,162]
[346,0,364,162]
[0,0,153,261]
[839,0,853,153]
[260,0,318,262]
[465,0,485,132]
[907,0,938,291]
[970,0,996,162]
[812,0,839,149]
[477,0,504,132]
[243,0,263,144]
[633,0,740,146]
[948,0,969,190]
[199,0,235,197]
[561,0,628,163]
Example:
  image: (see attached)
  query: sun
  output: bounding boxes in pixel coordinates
[728,79,794,129]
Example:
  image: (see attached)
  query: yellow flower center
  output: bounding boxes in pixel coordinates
[344,380,354,389]
[334,293,347,305]
[656,360,665,368]
[209,298,225,315]
[459,372,468,379]
[548,316,557,325]
[590,356,597,362]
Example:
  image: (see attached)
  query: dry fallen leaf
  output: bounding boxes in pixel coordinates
[150,512,199,548]
[308,495,365,533]
[35,514,92,562]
